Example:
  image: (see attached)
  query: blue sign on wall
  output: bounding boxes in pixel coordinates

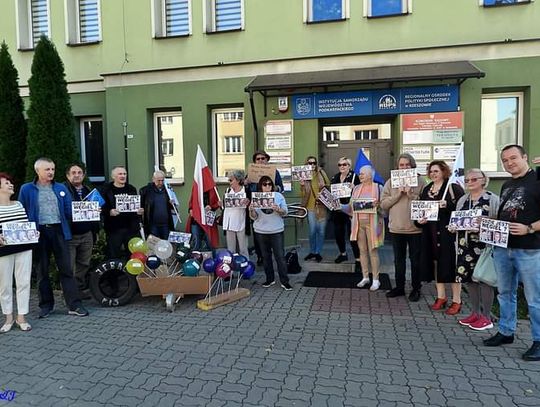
[292,85,459,119]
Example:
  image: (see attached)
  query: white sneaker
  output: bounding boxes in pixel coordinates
[357,277,370,288]
[370,279,380,291]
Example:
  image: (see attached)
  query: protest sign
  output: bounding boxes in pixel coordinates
[390,168,418,189]
[224,192,247,209]
[331,183,353,199]
[247,164,276,184]
[351,198,376,213]
[291,165,313,181]
[410,200,439,221]
[72,201,100,222]
[318,187,341,211]
[251,192,275,209]
[449,209,482,231]
[115,194,141,213]
[479,218,509,248]
[168,231,192,244]
[205,209,216,226]
[2,222,39,245]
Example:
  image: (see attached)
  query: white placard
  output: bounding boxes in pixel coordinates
[449,209,482,231]
[2,222,39,245]
[251,192,275,209]
[410,201,439,221]
[115,195,141,213]
[291,165,313,181]
[479,218,509,248]
[318,187,340,211]
[331,183,352,198]
[72,201,100,222]
[168,231,191,244]
[224,192,247,208]
[390,168,418,189]
[351,198,376,213]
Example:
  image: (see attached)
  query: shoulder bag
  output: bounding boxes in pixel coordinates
[472,245,497,287]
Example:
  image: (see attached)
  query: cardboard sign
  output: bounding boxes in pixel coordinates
[479,218,509,248]
[351,198,376,214]
[330,183,352,198]
[168,232,192,244]
[2,222,39,245]
[318,187,340,211]
[291,165,313,181]
[410,201,439,221]
[115,195,141,213]
[247,163,276,184]
[224,192,247,209]
[72,201,100,222]
[390,169,418,189]
[449,209,482,231]
[251,192,275,209]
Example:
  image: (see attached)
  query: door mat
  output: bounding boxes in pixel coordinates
[303,272,392,290]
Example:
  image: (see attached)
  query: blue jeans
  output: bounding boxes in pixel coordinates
[307,210,327,255]
[191,222,212,251]
[493,247,540,341]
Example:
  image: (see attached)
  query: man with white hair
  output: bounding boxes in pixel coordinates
[18,157,88,318]
[140,170,175,239]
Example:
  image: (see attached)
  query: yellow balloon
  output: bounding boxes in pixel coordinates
[125,258,144,275]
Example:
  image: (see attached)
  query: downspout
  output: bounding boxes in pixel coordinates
[248,90,259,151]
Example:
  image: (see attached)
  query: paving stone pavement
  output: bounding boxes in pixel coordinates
[1,244,540,406]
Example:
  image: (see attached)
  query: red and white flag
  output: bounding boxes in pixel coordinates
[187,145,220,247]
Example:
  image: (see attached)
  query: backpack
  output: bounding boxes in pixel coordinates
[285,249,302,274]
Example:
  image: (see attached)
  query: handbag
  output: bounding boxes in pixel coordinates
[472,246,497,287]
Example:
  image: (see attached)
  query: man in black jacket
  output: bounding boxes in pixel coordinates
[140,171,175,239]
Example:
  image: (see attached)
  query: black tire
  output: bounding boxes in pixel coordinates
[89,260,139,307]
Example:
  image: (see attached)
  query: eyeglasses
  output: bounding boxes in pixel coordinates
[262,182,272,186]
[338,163,348,167]
[465,177,484,183]
[255,156,267,161]
[307,161,317,165]
[228,179,234,182]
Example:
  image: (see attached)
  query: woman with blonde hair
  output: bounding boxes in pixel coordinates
[350,165,385,291]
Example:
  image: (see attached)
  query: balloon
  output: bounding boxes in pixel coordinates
[215,249,233,264]
[203,258,217,274]
[182,259,201,277]
[190,251,203,263]
[130,252,147,263]
[176,247,191,263]
[215,262,232,279]
[232,254,248,271]
[155,240,173,260]
[125,258,145,275]
[241,261,256,279]
[128,237,147,254]
[146,255,161,270]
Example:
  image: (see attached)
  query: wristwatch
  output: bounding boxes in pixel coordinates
[527,224,535,234]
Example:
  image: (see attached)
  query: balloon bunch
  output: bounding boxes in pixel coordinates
[125,237,176,277]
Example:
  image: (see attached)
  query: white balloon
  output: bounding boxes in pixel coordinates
[155,239,173,260]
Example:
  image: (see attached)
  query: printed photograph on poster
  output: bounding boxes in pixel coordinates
[251,192,275,209]
[168,231,192,245]
[205,209,216,226]
[115,194,141,213]
[479,218,509,248]
[247,163,276,184]
[224,192,248,208]
[318,187,341,211]
[72,201,100,222]
[351,198,376,213]
[330,183,352,198]
[291,165,313,181]
[410,201,439,221]
[390,168,418,189]
[449,209,482,231]
[2,222,39,245]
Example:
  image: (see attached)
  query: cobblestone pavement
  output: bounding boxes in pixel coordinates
[1,245,540,406]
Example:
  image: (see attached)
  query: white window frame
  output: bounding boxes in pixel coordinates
[203,0,244,33]
[211,107,245,181]
[79,116,105,182]
[65,0,102,45]
[303,0,349,23]
[223,136,243,154]
[153,111,184,184]
[479,0,533,6]
[151,0,192,38]
[16,0,51,50]
[363,0,412,18]
[481,92,524,178]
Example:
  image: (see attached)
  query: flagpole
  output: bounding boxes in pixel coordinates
[441,142,464,201]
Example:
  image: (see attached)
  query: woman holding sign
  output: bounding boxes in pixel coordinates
[223,170,250,258]
[416,160,464,314]
[330,157,361,267]
[450,169,499,330]
[0,173,33,333]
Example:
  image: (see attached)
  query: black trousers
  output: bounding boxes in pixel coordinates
[256,232,289,285]
[333,211,360,258]
[37,224,81,311]
[106,228,138,259]
[391,232,422,291]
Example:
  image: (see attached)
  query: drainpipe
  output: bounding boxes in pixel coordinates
[248,90,259,151]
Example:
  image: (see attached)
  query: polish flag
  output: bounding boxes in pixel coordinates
[187,145,220,247]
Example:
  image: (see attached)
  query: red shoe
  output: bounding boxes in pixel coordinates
[469,315,494,331]
[445,302,462,315]
[431,298,447,311]
[458,312,479,327]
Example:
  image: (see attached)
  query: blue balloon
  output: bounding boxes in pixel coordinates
[146,255,161,270]
[202,258,217,274]
[183,259,201,277]
[241,261,256,279]
[232,254,248,271]
[215,249,233,264]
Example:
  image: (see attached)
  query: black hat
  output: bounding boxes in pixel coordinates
[252,150,270,163]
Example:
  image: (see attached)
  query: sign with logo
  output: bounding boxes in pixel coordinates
[292,85,458,119]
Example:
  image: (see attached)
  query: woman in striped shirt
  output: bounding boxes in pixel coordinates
[0,172,34,333]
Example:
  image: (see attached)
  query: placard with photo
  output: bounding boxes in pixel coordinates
[410,200,439,221]
[72,201,100,222]
[390,168,419,189]
[330,183,353,199]
[115,194,141,213]
[449,209,482,231]
[2,222,39,245]
[318,187,341,211]
[291,165,314,181]
[205,209,216,226]
[251,192,275,209]
[224,192,248,209]
[479,218,509,248]
[168,231,192,245]
[351,198,377,214]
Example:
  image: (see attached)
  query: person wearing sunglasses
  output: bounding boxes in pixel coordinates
[300,156,330,262]
[249,176,291,290]
[330,157,361,268]
[222,170,250,258]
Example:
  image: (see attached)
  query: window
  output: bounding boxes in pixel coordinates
[355,129,379,140]
[154,112,184,182]
[79,117,105,182]
[152,0,191,37]
[16,0,50,49]
[66,0,101,45]
[324,130,340,141]
[481,0,531,6]
[364,0,411,18]
[205,0,244,33]
[304,0,348,23]
[212,108,245,179]
[480,92,523,174]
